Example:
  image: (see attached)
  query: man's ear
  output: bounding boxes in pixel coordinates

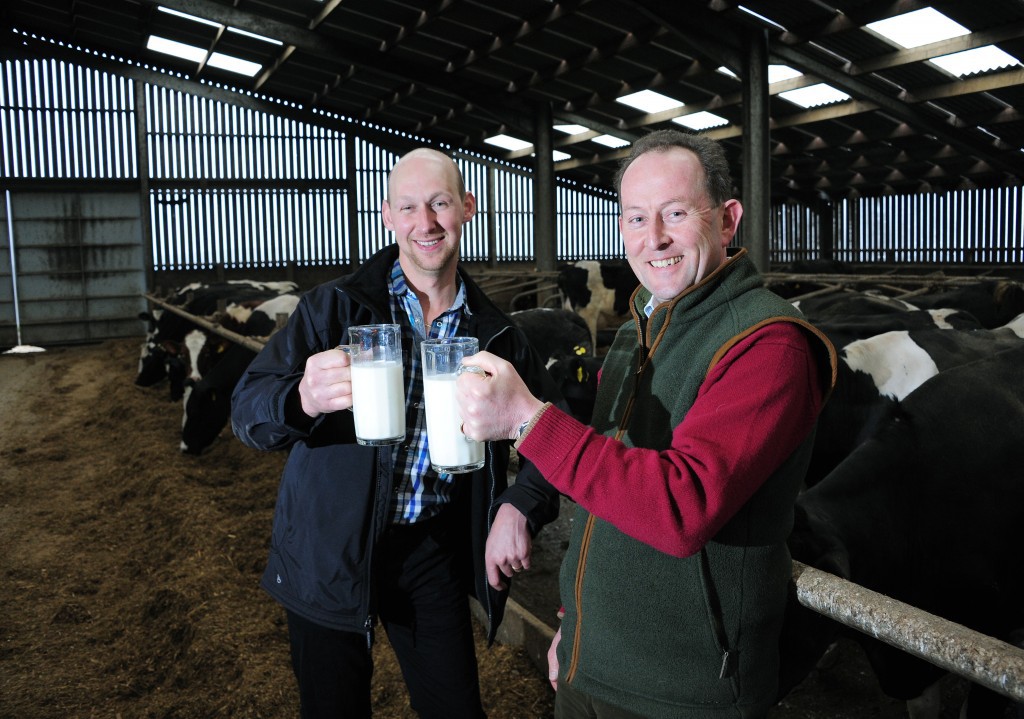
[463,191,477,223]
[720,198,743,245]
[382,200,395,231]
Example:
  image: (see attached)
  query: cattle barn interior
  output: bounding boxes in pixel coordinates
[3,1,1024,717]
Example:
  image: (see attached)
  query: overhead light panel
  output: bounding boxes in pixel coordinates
[207,53,263,77]
[147,36,263,77]
[227,27,284,46]
[592,134,630,149]
[555,124,591,135]
[737,6,786,31]
[778,83,851,108]
[866,8,968,49]
[768,65,803,84]
[147,36,207,64]
[157,6,221,28]
[616,90,683,114]
[929,46,1021,77]
[552,150,571,162]
[673,111,729,131]
[485,134,532,152]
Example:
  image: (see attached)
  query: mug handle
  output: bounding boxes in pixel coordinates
[337,344,356,411]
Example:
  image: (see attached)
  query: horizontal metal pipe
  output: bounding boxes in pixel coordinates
[143,293,267,354]
[792,560,1024,701]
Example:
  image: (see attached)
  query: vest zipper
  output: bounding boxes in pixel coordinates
[566,336,650,684]
[565,512,596,684]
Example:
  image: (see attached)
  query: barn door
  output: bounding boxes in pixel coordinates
[0,191,146,348]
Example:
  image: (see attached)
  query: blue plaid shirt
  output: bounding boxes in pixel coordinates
[387,259,470,524]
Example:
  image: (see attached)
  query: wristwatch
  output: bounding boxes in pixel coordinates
[514,418,531,442]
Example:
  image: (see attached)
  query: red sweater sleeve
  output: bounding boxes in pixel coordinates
[518,322,823,557]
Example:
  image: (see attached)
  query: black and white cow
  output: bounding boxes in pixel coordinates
[810,304,983,354]
[180,342,257,455]
[182,293,302,391]
[909,279,1024,329]
[793,289,919,319]
[136,280,298,399]
[510,307,603,423]
[545,353,603,425]
[511,308,594,363]
[557,260,637,347]
[805,316,1024,486]
[179,293,301,454]
[780,343,1024,717]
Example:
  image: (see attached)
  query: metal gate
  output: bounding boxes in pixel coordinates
[1,190,146,348]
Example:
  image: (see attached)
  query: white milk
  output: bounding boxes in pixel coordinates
[423,374,484,471]
[350,360,405,443]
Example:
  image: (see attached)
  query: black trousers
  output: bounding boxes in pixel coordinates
[286,511,486,719]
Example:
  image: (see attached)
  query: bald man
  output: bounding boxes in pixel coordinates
[232,148,562,719]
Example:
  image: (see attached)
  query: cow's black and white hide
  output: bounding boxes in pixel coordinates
[780,343,1024,718]
[510,307,603,423]
[557,260,637,346]
[909,280,1024,330]
[179,293,300,454]
[511,307,594,363]
[806,320,1024,486]
[136,280,298,398]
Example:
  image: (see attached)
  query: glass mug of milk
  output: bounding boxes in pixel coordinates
[421,337,486,474]
[345,324,406,446]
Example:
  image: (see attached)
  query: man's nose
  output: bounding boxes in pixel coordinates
[645,215,668,249]
[413,204,438,227]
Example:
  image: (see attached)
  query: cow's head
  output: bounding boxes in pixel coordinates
[557,266,592,311]
[135,340,168,387]
[180,378,231,455]
[546,351,602,424]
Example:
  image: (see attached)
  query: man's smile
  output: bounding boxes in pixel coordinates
[650,256,682,269]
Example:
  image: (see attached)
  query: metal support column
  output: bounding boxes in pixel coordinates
[742,28,770,272]
[486,166,498,268]
[345,135,360,267]
[134,79,154,291]
[819,193,835,261]
[533,101,557,273]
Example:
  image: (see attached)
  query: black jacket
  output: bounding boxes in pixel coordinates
[231,245,561,642]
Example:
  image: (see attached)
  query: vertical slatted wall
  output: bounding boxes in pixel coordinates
[1,59,136,178]
[147,85,348,270]
[1,58,144,346]
[772,189,1024,266]
[3,57,1023,278]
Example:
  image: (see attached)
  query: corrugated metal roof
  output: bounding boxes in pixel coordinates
[3,0,1023,198]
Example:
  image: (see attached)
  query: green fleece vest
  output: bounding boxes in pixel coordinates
[558,251,835,719]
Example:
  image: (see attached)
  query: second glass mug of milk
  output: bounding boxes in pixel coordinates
[421,337,485,474]
[346,324,406,446]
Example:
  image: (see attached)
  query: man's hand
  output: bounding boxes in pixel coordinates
[547,626,561,690]
[457,351,544,442]
[298,347,354,418]
[485,503,532,591]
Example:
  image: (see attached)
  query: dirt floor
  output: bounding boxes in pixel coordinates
[0,338,552,719]
[1,337,972,718]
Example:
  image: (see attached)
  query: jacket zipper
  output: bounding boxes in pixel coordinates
[365,445,391,650]
[364,615,375,650]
